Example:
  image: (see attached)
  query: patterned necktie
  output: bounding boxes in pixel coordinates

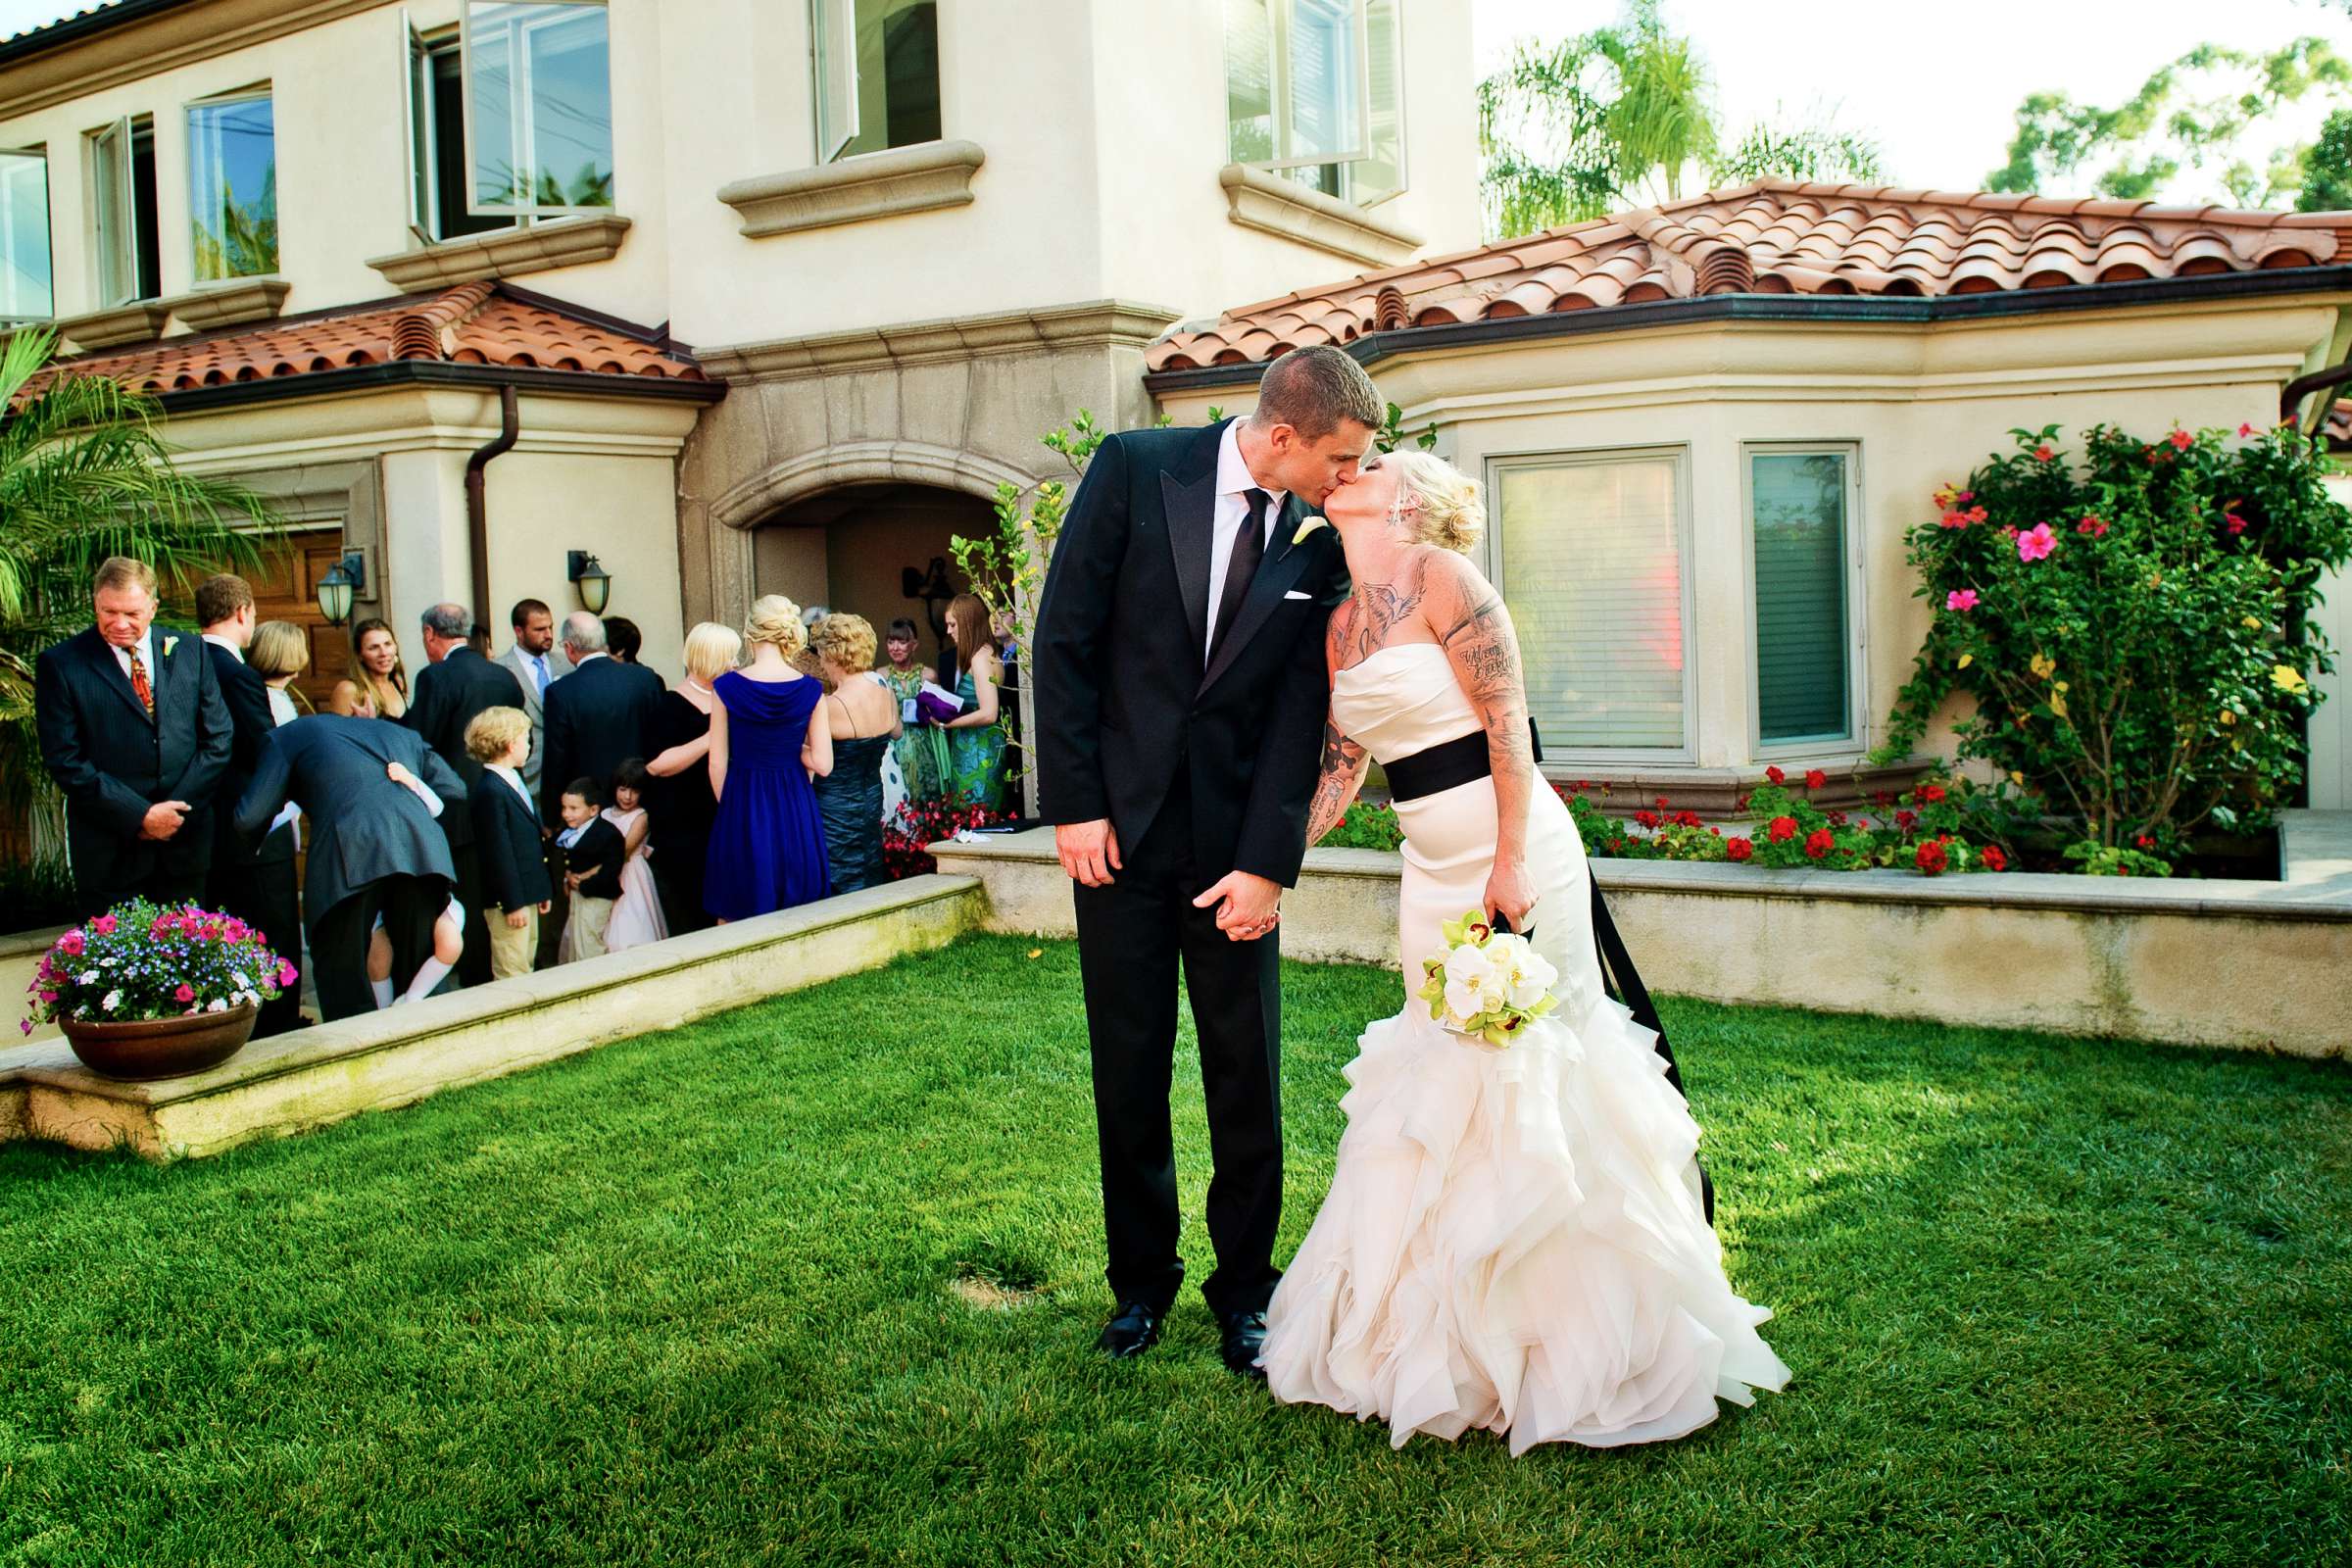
[127,646,154,718]
[1211,488,1271,661]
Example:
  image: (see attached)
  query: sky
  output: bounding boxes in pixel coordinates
[4,0,2350,204]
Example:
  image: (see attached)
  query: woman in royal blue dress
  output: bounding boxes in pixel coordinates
[703,595,834,922]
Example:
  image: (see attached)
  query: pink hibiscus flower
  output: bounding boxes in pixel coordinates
[1945,588,1981,612]
[2017,522,2058,563]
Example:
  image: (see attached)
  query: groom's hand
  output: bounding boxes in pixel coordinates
[1195,870,1282,941]
[1056,819,1122,887]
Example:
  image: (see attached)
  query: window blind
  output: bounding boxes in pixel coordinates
[1496,456,1686,750]
[1751,452,1851,744]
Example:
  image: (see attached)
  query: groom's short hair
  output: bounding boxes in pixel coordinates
[1249,345,1382,442]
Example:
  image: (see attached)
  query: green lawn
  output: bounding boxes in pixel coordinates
[2,936,2346,1567]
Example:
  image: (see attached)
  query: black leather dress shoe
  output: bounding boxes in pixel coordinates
[1097,1300,1162,1358]
[1218,1309,1269,1377]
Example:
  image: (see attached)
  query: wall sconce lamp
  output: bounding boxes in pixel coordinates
[315,551,367,626]
[567,550,612,616]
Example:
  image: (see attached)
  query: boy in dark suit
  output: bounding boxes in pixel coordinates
[466,707,552,980]
[555,777,625,960]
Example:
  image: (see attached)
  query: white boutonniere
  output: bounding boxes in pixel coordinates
[1292,515,1331,547]
[162,635,179,657]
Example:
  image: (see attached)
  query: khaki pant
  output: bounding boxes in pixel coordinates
[565,896,613,960]
[485,905,537,980]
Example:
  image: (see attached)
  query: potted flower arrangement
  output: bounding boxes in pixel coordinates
[21,898,295,1081]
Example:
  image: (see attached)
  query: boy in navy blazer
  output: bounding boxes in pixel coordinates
[465,707,552,980]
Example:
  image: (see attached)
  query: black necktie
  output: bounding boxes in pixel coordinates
[1211,488,1270,662]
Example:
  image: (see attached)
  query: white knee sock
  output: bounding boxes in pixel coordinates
[398,904,464,1004]
[369,977,394,1009]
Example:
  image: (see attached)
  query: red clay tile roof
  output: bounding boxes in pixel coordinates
[30,281,704,396]
[1151,178,2352,371]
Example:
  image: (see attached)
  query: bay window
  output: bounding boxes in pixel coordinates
[810,0,942,163]
[1494,448,1691,755]
[0,148,51,323]
[1748,445,1862,750]
[187,89,278,279]
[1224,0,1405,206]
[463,0,615,216]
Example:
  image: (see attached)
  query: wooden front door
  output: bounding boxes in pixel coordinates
[244,530,349,712]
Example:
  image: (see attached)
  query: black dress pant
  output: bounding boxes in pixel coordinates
[447,839,493,987]
[205,845,303,1038]
[654,834,712,936]
[309,875,445,1023]
[1073,779,1284,1318]
[74,866,204,923]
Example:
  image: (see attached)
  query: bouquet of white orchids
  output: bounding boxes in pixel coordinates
[1417,908,1561,1047]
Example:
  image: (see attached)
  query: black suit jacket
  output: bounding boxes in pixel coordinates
[204,641,294,868]
[1032,419,1348,886]
[234,714,465,921]
[470,772,553,912]
[540,655,662,824]
[401,646,526,848]
[34,625,234,896]
[560,817,625,901]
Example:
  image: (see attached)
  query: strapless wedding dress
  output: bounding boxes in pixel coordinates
[1259,643,1788,1453]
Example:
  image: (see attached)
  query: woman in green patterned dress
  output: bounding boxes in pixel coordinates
[879,616,947,808]
[934,594,1007,811]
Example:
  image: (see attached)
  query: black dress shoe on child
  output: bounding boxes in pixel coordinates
[1097,1299,1162,1358]
[1218,1309,1269,1377]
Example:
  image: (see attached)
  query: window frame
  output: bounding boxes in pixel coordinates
[406,13,522,241]
[0,144,53,324]
[808,0,944,166]
[1485,441,1699,767]
[459,0,616,220]
[185,83,279,283]
[84,115,151,308]
[1740,439,1869,761]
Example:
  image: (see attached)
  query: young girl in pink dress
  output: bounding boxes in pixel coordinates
[599,760,669,954]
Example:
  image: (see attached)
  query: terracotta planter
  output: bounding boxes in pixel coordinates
[60,1002,256,1082]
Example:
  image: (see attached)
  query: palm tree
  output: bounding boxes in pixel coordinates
[0,326,278,867]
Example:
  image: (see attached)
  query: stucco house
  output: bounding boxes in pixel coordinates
[1146,180,2352,809]
[0,0,1478,695]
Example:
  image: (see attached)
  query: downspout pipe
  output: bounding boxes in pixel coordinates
[464,382,520,627]
[2279,351,2352,432]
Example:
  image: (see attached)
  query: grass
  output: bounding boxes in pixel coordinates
[1,935,2347,1567]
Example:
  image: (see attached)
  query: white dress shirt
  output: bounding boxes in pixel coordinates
[1205,420,1289,661]
[201,632,243,661]
[487,762,533,810]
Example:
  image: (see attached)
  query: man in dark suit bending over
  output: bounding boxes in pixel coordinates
[34,556,233,919]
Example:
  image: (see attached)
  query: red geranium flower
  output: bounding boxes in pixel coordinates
[1982,845,2008,872]
[1727,837,1754,861]
[1803,767,1827,790]
[1915,840,1949,875]
[1919,783,1947,804]
[1634,809,1660,829]
[2225,513,2247,535]
[1828,809,1848,826]
[1895,808,1920,832]
[1767,815,1798,843]
[1765,765,1786,785]
[1803,828,1835,859]
[2135,834,2155,850]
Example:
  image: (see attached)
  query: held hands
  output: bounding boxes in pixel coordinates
[1194,869,1282,942]
[139,800,190,841]
[1055,819,1122,887]
[537,900,552,915]
[1484,858,1537,932]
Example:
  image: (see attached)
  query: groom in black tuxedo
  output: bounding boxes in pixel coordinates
[1033,346,1380,1374]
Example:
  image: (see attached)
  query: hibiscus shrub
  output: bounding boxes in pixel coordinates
[1878,421,2352,852]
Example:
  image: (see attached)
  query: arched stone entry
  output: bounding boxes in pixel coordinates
[748,481,996,672]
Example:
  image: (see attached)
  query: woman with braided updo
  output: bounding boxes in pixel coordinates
[702,594,833,921]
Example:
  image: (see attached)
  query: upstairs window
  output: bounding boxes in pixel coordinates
[1224,0,1405,206]
[87,115,160,307]
[811,0,942,163]
[408,24,513,241]
[462,0,615,216]
[0,147,51,323]
[187,88,278,279]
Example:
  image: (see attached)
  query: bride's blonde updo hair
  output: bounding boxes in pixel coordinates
[1385,450,1486,555]
[744,593,808,660]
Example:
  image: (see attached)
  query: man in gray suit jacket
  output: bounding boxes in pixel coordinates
[492,598,573,797]
[235,713,466,1021]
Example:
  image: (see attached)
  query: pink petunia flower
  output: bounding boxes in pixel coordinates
[89,914,116,935]
[173,983,195,1003]
[2017,522,2058,562]
[1945,588,1981,612]
[57,930,83,956]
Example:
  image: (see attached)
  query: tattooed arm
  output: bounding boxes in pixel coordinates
[1428,549,1538,924]
[1304,714,1371,846]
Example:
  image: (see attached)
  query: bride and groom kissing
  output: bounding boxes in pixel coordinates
[1030,346,1788,1455]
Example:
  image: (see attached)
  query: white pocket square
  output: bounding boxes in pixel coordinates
[1283,589,1313,600]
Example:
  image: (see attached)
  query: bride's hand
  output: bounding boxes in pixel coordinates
[1484,858,1537,930]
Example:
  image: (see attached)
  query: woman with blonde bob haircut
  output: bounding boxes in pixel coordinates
[702,595,832,921]
[642,620,744,934]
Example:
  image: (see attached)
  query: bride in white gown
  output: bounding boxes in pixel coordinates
[1258,450,1788,1454]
